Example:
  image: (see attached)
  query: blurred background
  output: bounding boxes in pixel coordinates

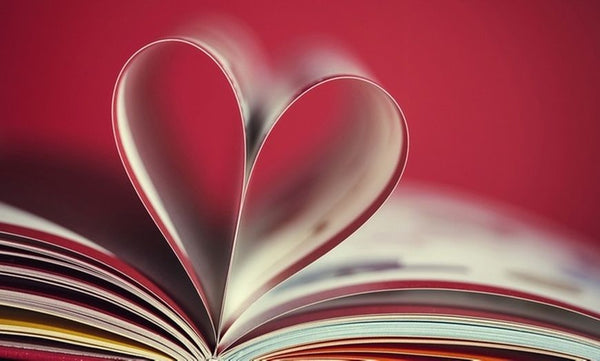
[1,0,599,245]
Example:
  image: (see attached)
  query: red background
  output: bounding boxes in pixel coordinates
[1,1,599,244]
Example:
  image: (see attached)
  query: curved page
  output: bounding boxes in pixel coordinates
[223,50,408,329]
[221,184,600,349]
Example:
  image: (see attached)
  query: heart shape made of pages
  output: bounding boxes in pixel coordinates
[112,22,408,335]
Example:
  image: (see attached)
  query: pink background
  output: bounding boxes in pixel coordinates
[1,1,599,244]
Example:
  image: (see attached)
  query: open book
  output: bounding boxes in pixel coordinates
[1,21,598,360]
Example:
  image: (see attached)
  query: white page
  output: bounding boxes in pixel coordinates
[221,184,600,348]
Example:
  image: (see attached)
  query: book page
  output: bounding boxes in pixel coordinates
[0,154,214,348]
[222,52,407,328]
[0,306,172,361]
[221,184,600,349]
[0,286,195,359]
[0,202,210,358]
[113,21,269,326]
[249,338,582,361]
[223,315,596,361]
